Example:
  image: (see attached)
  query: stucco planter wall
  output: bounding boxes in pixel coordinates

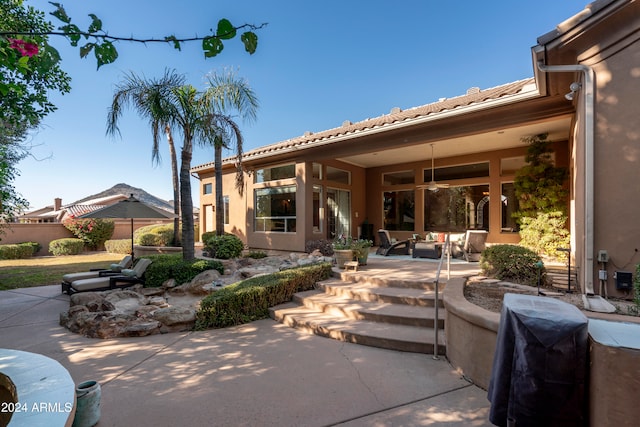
[443,277,499,390]
[134,245,182,257]
[443,276,640,426]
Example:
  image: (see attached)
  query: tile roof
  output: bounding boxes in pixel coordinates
[192,78,537,172]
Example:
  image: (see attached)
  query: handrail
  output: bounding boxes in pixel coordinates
[432,232,451,360]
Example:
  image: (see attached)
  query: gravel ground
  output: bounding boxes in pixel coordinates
[463,275,638,316]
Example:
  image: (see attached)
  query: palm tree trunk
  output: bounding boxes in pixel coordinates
[165,125,180,246]
[180,139,195,260]
[214,144,224,236]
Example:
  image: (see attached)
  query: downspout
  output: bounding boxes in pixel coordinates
[536,61,596,295]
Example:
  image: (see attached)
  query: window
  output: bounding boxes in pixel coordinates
[223,196,229,226]
[313,185,323,232]
[383,170,414,186]
[501,183,520,232]
[383,190,415,231]
[424,185,489,232]
[254,164,296,183]
[326,166,350,185]
[254,185,296,232]
[203,183,212,194]
[423,162,489,183]
[312,163,323,180]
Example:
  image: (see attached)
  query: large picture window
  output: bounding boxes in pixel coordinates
[383,190,415,231]
[254,185,296,232]
[424,185,489,232]
[254,164,296,183]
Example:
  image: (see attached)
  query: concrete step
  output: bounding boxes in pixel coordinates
[333,270,441,291]
[317,278,444,308]
[269,302,446,354]
[293,289,445,328]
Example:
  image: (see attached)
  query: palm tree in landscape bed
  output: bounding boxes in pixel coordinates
[201,70,258,235]
[107,69,184,248]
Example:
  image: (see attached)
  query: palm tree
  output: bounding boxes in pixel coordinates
[201,70,258,235]
[106,69,184,247]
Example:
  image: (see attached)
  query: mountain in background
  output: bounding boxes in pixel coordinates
[73,183,175,212]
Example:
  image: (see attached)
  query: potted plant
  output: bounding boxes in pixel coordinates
[352,238,373,265]
[332,235,355,268]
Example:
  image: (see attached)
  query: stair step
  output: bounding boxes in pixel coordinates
[269,303,446,354]
[293,290,445,328]
[333,271,441,291]
[318,279,444,308]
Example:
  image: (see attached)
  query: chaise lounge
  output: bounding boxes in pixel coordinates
[60,255,133,291]
[62,258,152,295]
[375,229,411,256]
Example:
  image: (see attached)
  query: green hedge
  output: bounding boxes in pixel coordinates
[142,254,224,287]
[203,234,244,259]
[49,238,84,256]
[104,239,132,254]
[195,262,332,330]
[480,244,545,287]
[0,242,40,259]
[134,224,178,247]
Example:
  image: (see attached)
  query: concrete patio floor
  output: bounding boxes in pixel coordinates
[0,255,495,426]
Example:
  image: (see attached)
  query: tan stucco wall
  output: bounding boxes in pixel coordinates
[1,221,167,255]
[589,35,640,298]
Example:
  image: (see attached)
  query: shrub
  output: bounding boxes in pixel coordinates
[0,242,39,259]
[63,218,115,249]
[305,239,334,256]
[245,250,267,259]
[104,239,132,254]
[204,234,244,259]
[201,231,217,243]
[195,262,332,330]
[49,238,85,256]
[480,244,545,287]
[142,254,224,287]
[519,211,570,260]
[134,224,177,247]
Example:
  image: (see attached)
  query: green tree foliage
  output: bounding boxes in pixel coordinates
[513,133,570,259]
[513,133,568,219]
[63,218,115,249]
[0,0,264,236]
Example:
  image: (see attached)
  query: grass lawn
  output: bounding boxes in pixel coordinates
[0,252,123,290]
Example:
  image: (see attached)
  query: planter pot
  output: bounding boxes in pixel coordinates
[356,250,369,266]
[333,249,354,268]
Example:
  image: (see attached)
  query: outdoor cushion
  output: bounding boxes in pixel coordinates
[61,255,133,284]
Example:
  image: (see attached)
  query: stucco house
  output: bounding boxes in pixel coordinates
[191,0,640,299]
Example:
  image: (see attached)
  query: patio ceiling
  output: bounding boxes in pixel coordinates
[335,115,572,168]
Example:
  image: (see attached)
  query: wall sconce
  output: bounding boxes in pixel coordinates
[565,82,582,101]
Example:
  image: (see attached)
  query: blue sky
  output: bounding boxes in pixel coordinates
[17,0,589,209]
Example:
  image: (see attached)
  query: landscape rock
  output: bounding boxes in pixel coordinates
[61,252,328,338]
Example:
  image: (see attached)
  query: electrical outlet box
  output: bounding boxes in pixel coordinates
[598,270,608,280]
[614,271,633,290]
[597,250,609,263]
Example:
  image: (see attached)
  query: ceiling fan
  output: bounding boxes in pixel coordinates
[420,144,449,192]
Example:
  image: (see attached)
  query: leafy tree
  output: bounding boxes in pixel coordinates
[202,70,258,235]
[0,0,264,238]
[513,133,570,258]
[0,0,70,230]
[107,70,185,246]
[63,217,115,249]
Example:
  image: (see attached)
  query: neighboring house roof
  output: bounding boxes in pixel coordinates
[191,78,537,172]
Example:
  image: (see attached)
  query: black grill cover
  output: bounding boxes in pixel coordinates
[487,293,588,427]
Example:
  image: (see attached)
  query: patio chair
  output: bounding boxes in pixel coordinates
[457,230,488,262]
[375,229,410,256]
[62,258,152,295]
[60,255,133,292]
